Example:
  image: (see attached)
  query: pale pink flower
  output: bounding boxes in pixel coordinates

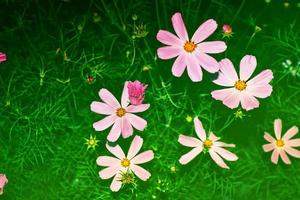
[211,55,273,111]
[0,52,6,63]
[178,117,238,169]
[90,81,150,142]
[0,174,8,195]
[263,119,300,164]
[156,12,227,82]
[127,80,148,106]
[96,135,154,192]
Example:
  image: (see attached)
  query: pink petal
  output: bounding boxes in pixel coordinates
[211,88,240,109]
[126,104,150,113]
[96,156,120,167]
[99,89,121,109]
[191,19,217,43]
[264,132,275,143]
[246,84,273,98]
[0,175,7,188]
[213,58,238,86]
[209,150,229,169]
[179,146,203,165]
[239,55,257,81]
[171,12,188,41]
[178,134,202,147]
[213,146,238,161]
[247,69,273,86]
[271,149,279,164]
[262,143,275,152]
[214,141,235,148]
[121,81,130,107]
[194,117,206,141]
[126,113,147,131]
[172,53,187,77]
[131,150,154,164]
[279,150,291,164]
[240,92,259,111]
[127,135,143,159]
[186,55,203,82]
[110,174,122,192]
[283,126,299,140]
[121,117,133,139]
[195,51,220,73]
[105,143,125,160]
[208,132,220,142]
[107,118,122,142]
[0,53,7,63]
[99,166,120,179]
[286,139,300,147]
[130,164,151,181]
[90,101,114,115]
[93,115,117,131]
[157,46,181,60]
[197,41,227,54]
[156,30,182,46]
[285,146,300,158]
[274,119,282,139]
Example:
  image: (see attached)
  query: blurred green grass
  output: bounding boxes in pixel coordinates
[1,0,300,199]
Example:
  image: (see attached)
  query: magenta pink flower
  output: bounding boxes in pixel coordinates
[127,80,148,106]
[222,24,232,34]
[211,55,273,111]
[91,81,150,142]
[156,12,227,82]
[0,174,8,195]
[178,117,238,169]
[0,53,6,63]
[96,135,154,192]
[263,119,300,164]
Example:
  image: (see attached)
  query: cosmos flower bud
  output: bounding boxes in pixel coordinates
[222,24,232,34]
[0,174,8,195]
[127,80,148,105]
[0,52,6,63]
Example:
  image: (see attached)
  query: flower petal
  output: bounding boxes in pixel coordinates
[105,143,125,160]
[214,141,235,148]
[126,113,147,131]
[208,132,220,142]
[264,132,275,143]
[274,119,282,139]
[186,55,203,82]
[131,150,154,164]
[110,174,122,192]
[279,150,291,164]
[240,92,259,111]
[178,134,202,147]
[171,12,188,41]
[192,19,217,43]
[107,118,122,142]
[197,41,227,54]
[121,81,130,107]
[90,101,115,115]
[194,117,206,141]
[96,156,120,167]
[127,135,143,160]
[179,146,203,165]
[121,117,133,139]
[246,84,273,98]
[247,69,273,86]
[156,30,182,46]
[195,51,220,73]
[271,149,279,164]
[239,55,257,81]
[285,146,300,158]
[213,58,238,86]
[126,104,150,113]
[213,146,238,161]
[157,46,181,60]
[209,150,229,169]
[287,139,300,147]
[131,164,151,181]
[283,126,299,141]
[99,166,120,179]
[211,88,240,109]
[93,115,117,131]
[172,53,187,77]
[99,89,120,109]
[262,143,275,152]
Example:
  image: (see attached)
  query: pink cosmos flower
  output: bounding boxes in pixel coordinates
[91,81,150,142]
[178,117,238,169]
[96,135,154,192]
[0,174,8,195]
[263,119,300,164]
[0,53,6,63]
[156,12,227,82]
[127,80,148,106]
[211,55,273,111]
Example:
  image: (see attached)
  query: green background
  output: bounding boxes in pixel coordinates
[1,0,300,199]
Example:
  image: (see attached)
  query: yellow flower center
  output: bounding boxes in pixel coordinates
[89,139,95,145]
[203,139,213,149]
[121,158,130,167]
[116,108,126,117]
[276,139,285,147]
[184,41,197,53]
[234,80,247,91]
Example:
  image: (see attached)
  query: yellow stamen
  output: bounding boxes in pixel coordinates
[184,41,197,53]
[121,158,130,167]
[234,80,247,91]
[116,108,126,117]
[203,139,213,149]
[276,139,284,147]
